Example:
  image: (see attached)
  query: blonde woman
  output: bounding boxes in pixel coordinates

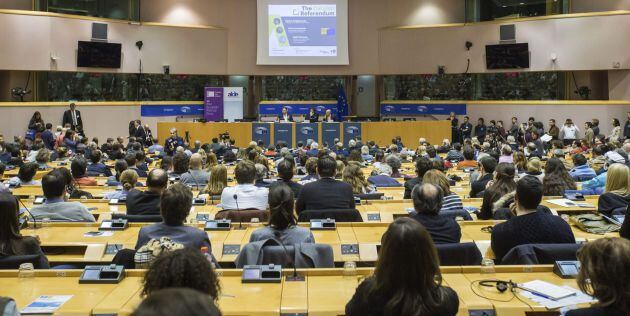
[104,169,138,200]
[202,164,228,197]
[597,163,629,216]
[521,157,544,183]
[205,152,218,170]
[422,169,463,212]
[342,163,375,194]
[512,151,527,174]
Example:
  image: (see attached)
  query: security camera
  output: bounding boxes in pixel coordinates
[465,41,473,50]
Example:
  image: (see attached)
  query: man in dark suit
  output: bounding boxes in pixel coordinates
[277,107,294,123]
[459,116,472,141]
[410,183,461,244]
[62,102,83,131]
[133,120,148,145]
[296,156,354,214]
[41,123,55,150]
[126,169,168,215]
[306,107,319,122]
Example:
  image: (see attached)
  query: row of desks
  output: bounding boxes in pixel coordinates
[0,266,593,316]
[23,218,617,265]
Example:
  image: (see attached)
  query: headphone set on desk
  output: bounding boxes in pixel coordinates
[477,279,518,293]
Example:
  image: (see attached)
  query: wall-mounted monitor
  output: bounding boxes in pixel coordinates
[485,43,529,69]
[77,41,122,68]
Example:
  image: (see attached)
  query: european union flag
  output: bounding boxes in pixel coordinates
[337,85,349,120]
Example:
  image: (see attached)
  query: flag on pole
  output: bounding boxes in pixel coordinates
[337,85,349,120]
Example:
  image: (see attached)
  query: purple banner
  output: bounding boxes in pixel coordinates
[204,87,224,121]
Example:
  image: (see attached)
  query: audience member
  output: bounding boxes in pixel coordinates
[31,171,95,222]
[7,162,39,186]
[296,156,354,214]
[368,164,402,188]
[422,170,463,212]
[136,184,211,251]
[126,169,168,216]
[343,163,376,195]
[457,146,477,170]
[491,177,575,262]
[566,238,630,316]
[180,153,209,190]
[133,288,222,316]
[403,158,432,199]
[543,157,577,196]
[0,193,49,268]
[597,163,629,216]
[220,160,268,210]
[569,154,596,181]
[71,156,97,186]
[272,159,303,197]
[345,217,459,316]
[104,170,138,200]
[250,184,314,244]
[201,165,227,197]
[469,157,497,198]
[478,163,517,220]
[410,184,461,244]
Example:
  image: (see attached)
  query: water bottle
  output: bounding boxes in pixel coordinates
[200,247,215,268]
[18,263,35,296]
[480,258,496,274]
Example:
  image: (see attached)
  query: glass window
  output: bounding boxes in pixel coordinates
[36,0,140,21]
[261,76,344,101]
[476,72,563,100]
[466,0,569,22]
[383,75,473,100]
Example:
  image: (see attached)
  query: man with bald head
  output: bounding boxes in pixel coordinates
[410,183,461,244]
[126,169,168,215]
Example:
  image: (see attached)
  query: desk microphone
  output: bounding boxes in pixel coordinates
[273,232,301,281]
[17,196,38,229]
[234,194,244,230]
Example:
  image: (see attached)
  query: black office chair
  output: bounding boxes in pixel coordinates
[355,193,385,200]
[215,209,270,223]
[435,243,482,266]
[297,209,363,222]
[0,254,48,269]
[500,243,583,265]
[112,213,163,223]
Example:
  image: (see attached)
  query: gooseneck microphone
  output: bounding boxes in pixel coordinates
[234,194,244,230]
[273,231,300,281]
[17,197,38,229]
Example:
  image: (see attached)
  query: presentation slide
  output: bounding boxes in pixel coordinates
[257,0,348,65]
[268,4,338,57]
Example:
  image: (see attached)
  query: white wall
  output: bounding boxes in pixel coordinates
[609,70,630,100]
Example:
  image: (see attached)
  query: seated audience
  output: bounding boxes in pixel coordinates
[569,154,596,181]
[566,238,630,316]
[422,170,463,212]
[254,163,271,188]
[456,146,477,170]
[513,151,527,174]
[104,170,138,200]
[403,157,432,199]
[0,193,49,268]
[250,184,314,244]
[272,159,303,198]
[31,172,95,222]
[410,184,461,244]
[180,153,209,190]
[597,163,629,216]
[589,146,607,174]
[478,163,517,220]
[296,156,354,214]
[491,177,576,262]
[132,288,222,316]
[368,164,402,187]
[126,153,148,178]
[127,169,168,216]
[201,164,228,197]
[445,143,464,162]
[520,157,544,182]
[543,157,577,196]
[170,152,190,178]
[8,162,40,186]
[469,157,497,198]
[345,217,459,316]
[87,150,112,177]
[140,248,220,300]
[136,184,211,250]
[498,145,513,164]
[35,149,51,170]
[386,155,402,178]
[360,146,373,162]
[71,157,97,186]
[220,160,268,210]
[106,160,128,186]
[299,157,319,184]
[343,163,376,195]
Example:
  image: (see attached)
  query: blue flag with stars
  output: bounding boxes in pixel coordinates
[337,85,349,120]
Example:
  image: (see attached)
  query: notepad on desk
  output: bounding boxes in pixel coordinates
[519,280,576,300]
[21,295,73,314]
[546,199,594,208]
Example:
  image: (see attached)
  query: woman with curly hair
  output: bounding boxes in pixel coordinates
[543,157,577,196]
[343,163,376,194]
[141,248,220,301]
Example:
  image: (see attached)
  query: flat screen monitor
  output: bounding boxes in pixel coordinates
[77,41,122,68]
[485,43,529,69]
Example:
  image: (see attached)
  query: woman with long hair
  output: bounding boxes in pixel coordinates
[346,217,458,316]
[566,238,630,315]
[597,163,630,216]
[512,151,527,174]
[249,184,314,244]
[543,157,577,196]
[0,193,49,268]
[205,152,218,170]
[422,169,463,212]
[478,163,518,220]
[201,164,227,197]
[343,163,376,194]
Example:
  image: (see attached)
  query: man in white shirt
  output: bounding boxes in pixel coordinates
[62,102,83,132]
[560,118,580,146]
[220,160,268,211]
